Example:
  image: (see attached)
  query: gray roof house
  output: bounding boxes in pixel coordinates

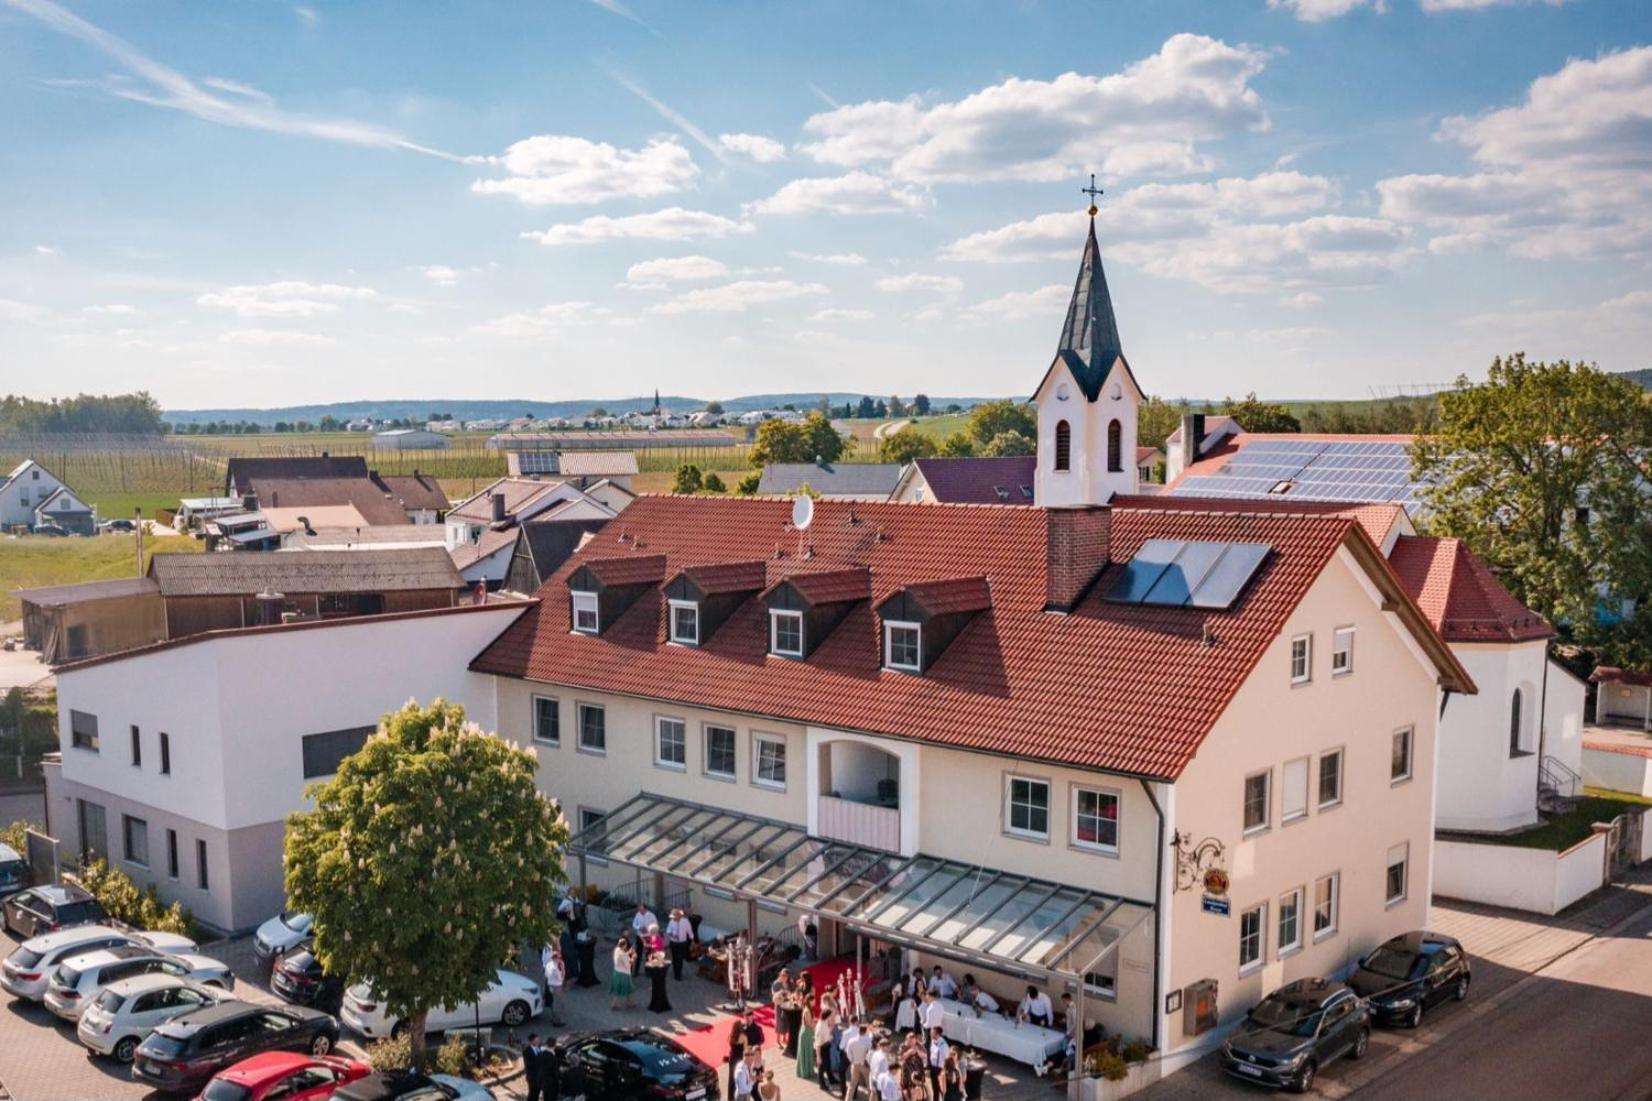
[756,462,904,500]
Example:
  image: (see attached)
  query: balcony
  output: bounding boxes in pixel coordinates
[817,793,900,852]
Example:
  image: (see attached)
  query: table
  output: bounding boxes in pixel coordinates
[934,998,1066,1069]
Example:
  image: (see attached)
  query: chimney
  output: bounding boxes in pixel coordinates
[255,590,286,626]
[270,490,279,508]
[491,492,507,522]
[1179,413,1206,472]
[242,493,257,512]
[1044,507,1112,613]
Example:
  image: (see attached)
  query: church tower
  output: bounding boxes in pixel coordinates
[1033,182,1142,508]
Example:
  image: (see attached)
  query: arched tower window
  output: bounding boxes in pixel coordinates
[1054,420,1071,471]
[1509,688,1524,756]
[1107,419,1123,473]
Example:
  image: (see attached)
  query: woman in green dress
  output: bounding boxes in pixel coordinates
[610,935,636,1009]
[795,996,816,1080]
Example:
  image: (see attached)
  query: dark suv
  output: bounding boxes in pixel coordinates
[1348,931,1471,1028]
[1221,978,1370,1093]
[3,884,107,939]
[558,1029,722,1100]
[271,938,346,1013]
[131,1002,339,1093]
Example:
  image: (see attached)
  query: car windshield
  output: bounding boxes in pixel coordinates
[8,948,43,969]
[145,1034,187,1059]
[201,1082,253,1101]
[1363,945,1422,980]
[1247,997,1322,1038]
[54,900,102,923]
[279,911,310,932]
[631,1041,696,1073]
[93,989,125,1012]
[52,963,83,987]
[0,859,25,879]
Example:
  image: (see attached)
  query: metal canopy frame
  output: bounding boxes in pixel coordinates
[568,791,1153,986]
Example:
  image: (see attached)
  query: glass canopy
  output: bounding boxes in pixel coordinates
[570,792,1154,983]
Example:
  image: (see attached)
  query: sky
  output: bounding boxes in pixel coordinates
[0,0,1648,411]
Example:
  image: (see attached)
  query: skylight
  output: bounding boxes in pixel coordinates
[1105,539,1271,610]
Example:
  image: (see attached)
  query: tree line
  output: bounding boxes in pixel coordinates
[0,392,165,435]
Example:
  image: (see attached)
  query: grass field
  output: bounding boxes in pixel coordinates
[0,531,203,620]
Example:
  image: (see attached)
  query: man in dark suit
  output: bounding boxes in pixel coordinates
[523,1033,546,1101]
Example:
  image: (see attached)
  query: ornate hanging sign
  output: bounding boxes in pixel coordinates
[1171,831,1229,895]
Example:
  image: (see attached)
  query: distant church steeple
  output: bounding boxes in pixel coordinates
[651,389,662,417]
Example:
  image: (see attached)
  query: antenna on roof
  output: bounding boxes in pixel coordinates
[792,495,815,531]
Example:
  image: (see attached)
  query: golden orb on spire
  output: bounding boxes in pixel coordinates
[1081,172,1103,219]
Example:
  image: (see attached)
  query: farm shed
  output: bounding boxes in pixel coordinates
[18,577,166,664]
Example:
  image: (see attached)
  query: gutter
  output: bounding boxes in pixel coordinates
[1139,778,1166,1052]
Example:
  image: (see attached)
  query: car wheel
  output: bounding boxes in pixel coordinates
[1453,977,1469,1002]
[390,1020,409,1040]
[1352,1029,1369,1059]
[1407,1002,1424,1029]
[310,1033,333,1056]
[1293,1060,1317,1094]
[112,1037,138,1064]
[502,999,531,1028]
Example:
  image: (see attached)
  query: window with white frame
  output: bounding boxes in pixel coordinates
[705,725,737,779]
[1318,748,1344,809]
[754,735,787,789]
[1005,776,1050,839]
[122,815,149,868]
[1391,727,1413,784]
[1278,887,1303,954]
[1313,873,1339,939]
[576,703,605,754]
[770,611,803,657]
[1290,633,1312,684]
[571,591,599,634]
[1331,626,1355,676]
[668,601,699,645]
[1239,902,1266,971]
[1073,787,1120,853]
[532,696,560,745]
[1243,770,1271,834]
[655,717,686,769]
[1282,757,1309,823]
[1385,843,1409,905]
[1082,928,1119,997]
[883,621,922,672]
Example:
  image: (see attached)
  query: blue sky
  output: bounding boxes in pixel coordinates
[1,0,1647,409]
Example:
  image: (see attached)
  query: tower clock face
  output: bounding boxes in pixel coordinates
[1056,383,1071,402]
[1111,382,1123,400]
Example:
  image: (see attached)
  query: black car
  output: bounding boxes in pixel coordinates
[1348,931,1471,1028]
[332,1070,484,1100]
[1221,978,1370,1093]
[3,884,107,939]
[103,519,136,532]
[271,938,346,1013]
[558,1029,721,1101]
[131,1002,339,1094]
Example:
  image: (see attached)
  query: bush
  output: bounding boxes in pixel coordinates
[1,819,29,854]
[367,1034,414,1072]
[1121,1039,1153,1064]
[702,473,726,494]
[73,859,197,938]
[1087,1050,1129,1081]
[736,472,761,496]
[436,1034,470,1078]
[672,464,703,494]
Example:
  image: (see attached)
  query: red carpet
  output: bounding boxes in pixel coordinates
[674,1003,775,1069]
[800,956,870,1014]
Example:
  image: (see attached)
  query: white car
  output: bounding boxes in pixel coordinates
[340,968,541,1039]
[43,945,234,1021]
[126,929,199,955]
[1,924,134,1001]
[253,910,313,969]
[76,973,228,1064]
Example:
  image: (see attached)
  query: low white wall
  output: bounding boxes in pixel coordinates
[1434,834,1605,916]
[1582,746,1652,798]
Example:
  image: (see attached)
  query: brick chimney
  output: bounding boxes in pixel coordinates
[1179,413,1206,473]
[1045,506,1112,612]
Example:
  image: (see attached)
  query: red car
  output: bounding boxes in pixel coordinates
[195,1052,370,1101]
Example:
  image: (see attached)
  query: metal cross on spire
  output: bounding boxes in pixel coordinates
[1081,173,1104,217]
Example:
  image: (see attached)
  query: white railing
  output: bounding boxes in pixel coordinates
[817,795,900,852]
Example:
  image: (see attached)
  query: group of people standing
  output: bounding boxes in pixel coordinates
[607,901,693,1013]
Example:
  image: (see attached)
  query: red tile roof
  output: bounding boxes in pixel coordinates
[1593,666,1652,687]
[472,495,1470,779]
[1387,536,1553,644]
[582,554,668,587]
[674,561,768,596]
[898,576,993,616]
[910,457,1036,504]
[769,567,872,606]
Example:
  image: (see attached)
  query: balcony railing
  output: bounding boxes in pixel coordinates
[817,794,900,852]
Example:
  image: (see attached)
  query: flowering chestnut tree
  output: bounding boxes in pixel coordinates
[284,699,568,1067]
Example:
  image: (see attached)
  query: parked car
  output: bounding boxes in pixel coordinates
[1,924,133,1001]
[44,944,233,1021]
[1348,930,1471,1028]
[340,968,540,1040]
[32,523,69,537]
[557,1029,722,1101]
[0,842,29,898]
[253,911,313,970]
[76,974,227,1064]
[130,1002,340,1094]
[196,1051,371,1101]
[126,929,201,955]
[3,883,107,939]
[1220,978,1370,1093]
[101,519,136,533]
[270,939,344,1013]
[331,1070,496,1100]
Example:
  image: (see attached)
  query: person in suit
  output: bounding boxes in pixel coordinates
[523,1034,546,1101]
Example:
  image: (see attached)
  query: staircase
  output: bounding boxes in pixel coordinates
[1538,755,1582,815]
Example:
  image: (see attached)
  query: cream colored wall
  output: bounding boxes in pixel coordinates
[1163,548,1439,1055]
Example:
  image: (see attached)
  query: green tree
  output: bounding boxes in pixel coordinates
[912,394,931,416]
[284,701,567,1069]
[703,401,724,414]
[938,433,977,457]
[1414,355,1652,664]
[318,415,341,432]
[702,472,726,494]
[878,426,938,465]
[1213,393,1300,434]
[965,400,1037,447]
[736,471,762,495]
[980,430,1035,457]
[887,395,906,418]
[856,396,877,419]
[749,413,846,467]
[1138,396,1187,452]
[672,464,704,494]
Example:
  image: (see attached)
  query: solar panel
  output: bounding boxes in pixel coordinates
[1107,540,1272,610]
[1142,540,1228,605]
[1106,539,1184,602]
[1190,542,1272,609]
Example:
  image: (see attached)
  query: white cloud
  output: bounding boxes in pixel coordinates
[293,5,318,28]
[421,265,468,286]
[747,172,931,215]
[0,298,53,324]
[1266,0,1375,22]
[197,281,377,317]
[874,273,962,294]
[648,280,827,315]
[4,0,477,162]
[623,255,730,287]
[1279,291,1324,309]
[1419,0,1573,10]
[471,136,698,205]
[522,208,754,246]
[959,284,1069,322]
[33,244,59,255]
[789,251,868,266]
[218,328,337,347]
[81,303,139,316]
[793,329,837,342]
[809,307,875,322]
[471,301,610,339]
[798,35,1269,184]
[718,133,787,162]
[586,0,655,31]
[1377,48,1652,259]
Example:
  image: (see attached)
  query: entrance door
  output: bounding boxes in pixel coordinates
[76,799,108,864]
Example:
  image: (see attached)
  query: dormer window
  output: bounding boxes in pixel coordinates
[668,600,699,645]
[571,591,599,634]
[884,621,922,673]
[770,610,804,657]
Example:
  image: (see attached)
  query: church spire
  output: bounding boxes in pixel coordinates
[1055,175,1126,402]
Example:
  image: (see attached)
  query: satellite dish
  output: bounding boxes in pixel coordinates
[792,495,815,531]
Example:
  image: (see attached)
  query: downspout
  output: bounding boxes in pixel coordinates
[1139,778,1166,1052]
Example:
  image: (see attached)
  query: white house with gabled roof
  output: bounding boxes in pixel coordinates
[0,459,72,530]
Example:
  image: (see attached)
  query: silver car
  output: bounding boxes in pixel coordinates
[44,945,234,1021]
[0,924,134,1001]
[75,973,228,1064]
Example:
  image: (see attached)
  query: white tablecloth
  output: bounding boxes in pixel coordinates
[934,998,1066,1068]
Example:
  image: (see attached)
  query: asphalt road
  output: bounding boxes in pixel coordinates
[1353,903,1652,1101]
